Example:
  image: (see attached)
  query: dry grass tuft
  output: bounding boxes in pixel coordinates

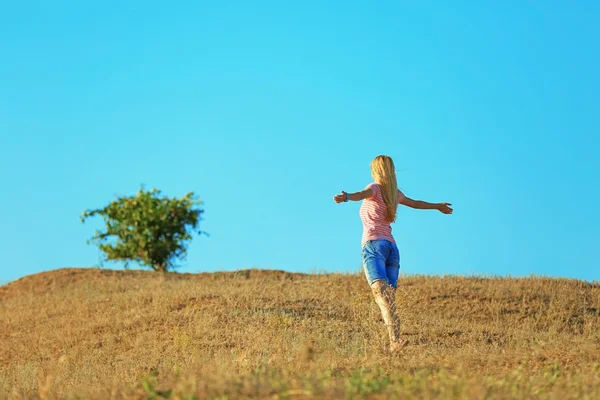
[1,268,599,399]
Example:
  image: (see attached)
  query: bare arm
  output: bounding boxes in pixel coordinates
[333,189,373,203]
[400,196,453,214]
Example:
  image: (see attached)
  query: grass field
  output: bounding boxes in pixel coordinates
[1,267,599,399]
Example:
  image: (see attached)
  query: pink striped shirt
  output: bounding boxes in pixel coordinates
[359,183,406,245]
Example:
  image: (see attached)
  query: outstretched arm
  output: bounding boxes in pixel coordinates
[333,189,373,203]
[400,196,453,214]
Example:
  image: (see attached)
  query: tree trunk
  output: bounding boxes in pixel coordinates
[155,263,167,272]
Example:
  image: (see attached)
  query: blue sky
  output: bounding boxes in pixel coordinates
[1,1,598,284]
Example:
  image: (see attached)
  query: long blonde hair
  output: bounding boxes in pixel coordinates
[370,155,398,223]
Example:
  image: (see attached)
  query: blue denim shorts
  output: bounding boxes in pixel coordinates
[362,240,400,288]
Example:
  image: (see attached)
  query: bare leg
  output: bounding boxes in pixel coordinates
[371,280,406,353]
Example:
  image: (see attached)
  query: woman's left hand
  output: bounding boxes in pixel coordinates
[333,191,348,203]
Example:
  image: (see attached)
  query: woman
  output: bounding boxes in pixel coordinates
[333,155,453,353]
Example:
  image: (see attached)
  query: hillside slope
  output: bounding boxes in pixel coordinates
[1,268,599,399]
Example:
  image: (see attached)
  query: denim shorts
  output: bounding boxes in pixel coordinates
[362,240,400,288]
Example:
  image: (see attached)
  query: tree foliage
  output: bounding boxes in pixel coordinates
[81,187,204,272]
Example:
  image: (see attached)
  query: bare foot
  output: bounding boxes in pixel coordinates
[390,338,408,354]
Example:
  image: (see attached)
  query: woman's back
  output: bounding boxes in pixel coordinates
[359,183,405,245]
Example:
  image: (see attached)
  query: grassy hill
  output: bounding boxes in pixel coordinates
[1,268,599,399]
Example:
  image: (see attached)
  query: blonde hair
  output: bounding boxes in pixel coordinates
[370,155,399,223]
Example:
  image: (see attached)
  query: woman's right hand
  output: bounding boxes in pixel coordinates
[437,202,453,214]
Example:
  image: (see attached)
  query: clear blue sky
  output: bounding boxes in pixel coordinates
[1,1,598,285]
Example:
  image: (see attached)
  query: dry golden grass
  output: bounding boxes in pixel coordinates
[1,267,599,399]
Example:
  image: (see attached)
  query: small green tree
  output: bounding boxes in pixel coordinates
[81,187,205,272]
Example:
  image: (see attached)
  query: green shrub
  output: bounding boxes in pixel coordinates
[81,187,205,272]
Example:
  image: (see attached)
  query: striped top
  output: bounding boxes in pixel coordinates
[359,183,406,245]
